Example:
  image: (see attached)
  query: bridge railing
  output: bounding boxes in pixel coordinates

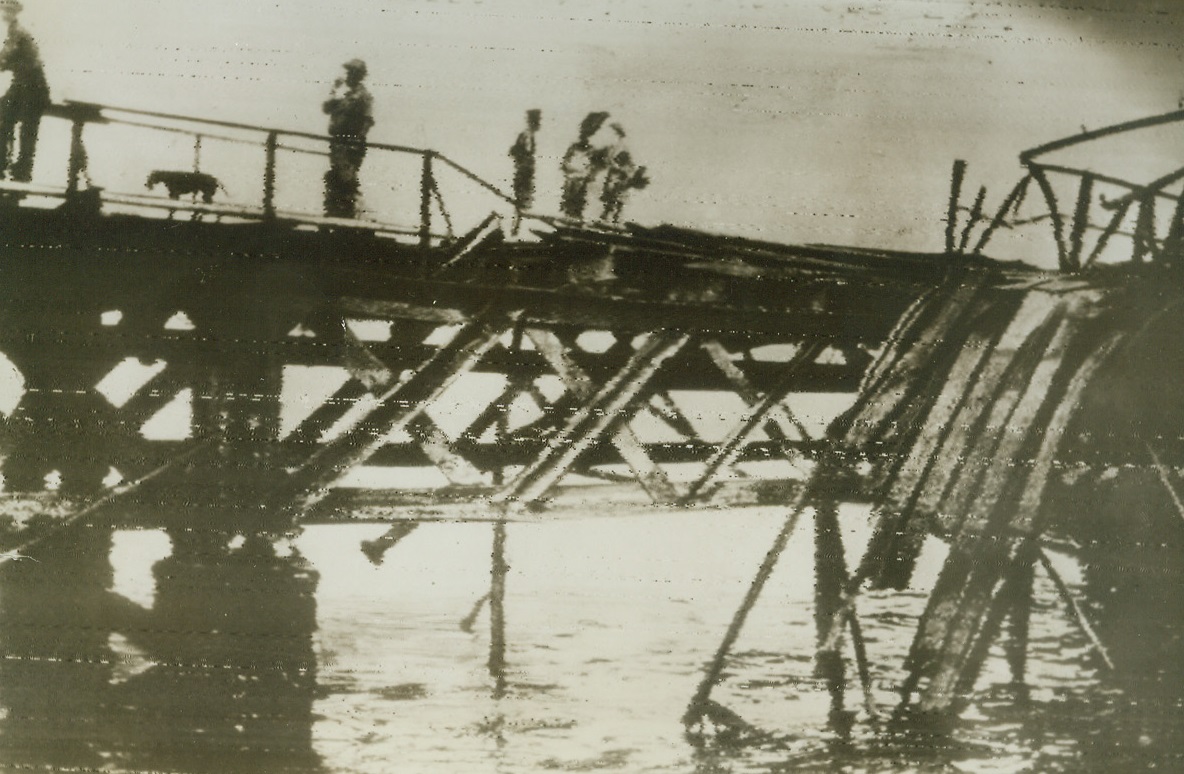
[967,109,1184,271]
[26,100,527,246]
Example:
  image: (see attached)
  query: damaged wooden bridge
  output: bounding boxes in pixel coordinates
[4,102,1184,733]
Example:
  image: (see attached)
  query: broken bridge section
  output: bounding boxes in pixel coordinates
[0,212,947,532]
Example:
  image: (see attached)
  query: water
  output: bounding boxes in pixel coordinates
[0,502,1177,773]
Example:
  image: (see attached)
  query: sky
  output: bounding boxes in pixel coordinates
[21,0,1184,257]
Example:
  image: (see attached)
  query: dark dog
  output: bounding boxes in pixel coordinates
[145,170,227,203]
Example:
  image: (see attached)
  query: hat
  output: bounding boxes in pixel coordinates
[0,1,22,13]
[579,111,609,139]
[343,59,367,75]
[527,109,541,119]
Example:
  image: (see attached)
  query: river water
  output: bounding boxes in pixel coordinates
[0,501,1177,773]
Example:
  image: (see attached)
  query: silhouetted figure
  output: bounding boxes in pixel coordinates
[560,111,609,220]
[0,0,48,182]
[322,58,374,219]
[509,109,541,214]
[600,153,649,224]
[598,123,649,223]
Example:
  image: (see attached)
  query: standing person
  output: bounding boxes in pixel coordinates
[0,0,49,183]
[598,124,650,223]
[322,58,374,219]
[600,151,649,224]
[509,109,541,213]
[560,111,609,220]
[598,123,633,222]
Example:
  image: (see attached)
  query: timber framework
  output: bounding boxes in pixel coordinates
[2,101,1183,734]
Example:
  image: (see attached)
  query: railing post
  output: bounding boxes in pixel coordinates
[945,159,966,255]
[420,151,433,249]
[66,117,86,196]
[1134,194,1155,263]
[263,131,278,221]
[1065,172,1095,271]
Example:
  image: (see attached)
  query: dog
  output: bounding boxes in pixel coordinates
[145,170,227,203]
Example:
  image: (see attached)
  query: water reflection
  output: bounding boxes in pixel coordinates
[0,510,322,773]
[1,504,1182,771]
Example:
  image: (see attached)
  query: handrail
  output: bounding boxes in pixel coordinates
[434,154,516,206]
[49,99,523,244]
[68,100,428,156]
[1020,108,1184,162]
[1027,162,1184,206]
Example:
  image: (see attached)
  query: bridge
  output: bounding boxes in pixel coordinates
[3,101,1184,741]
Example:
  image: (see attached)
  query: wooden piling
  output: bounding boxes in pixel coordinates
[813,493,850,725]
[489,520,509,699]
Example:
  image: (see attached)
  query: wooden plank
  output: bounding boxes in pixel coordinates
[332,319,490,486]
[944,310,1076,543]
[911,318,1118,712]
[434,212,503,276]
[915,297,1066,532]
[495,330,689,508]
[855,310,1009,590]
[363,438,829,469]
[684,476,816,726]
[118,366,194,427]
[836,276,989,449]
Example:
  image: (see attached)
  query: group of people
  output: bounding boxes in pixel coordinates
[0,15,647,226]
[510,108,650,224]
[326,69,651,226]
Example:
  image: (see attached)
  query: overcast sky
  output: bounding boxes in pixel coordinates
[24,0,1184,254]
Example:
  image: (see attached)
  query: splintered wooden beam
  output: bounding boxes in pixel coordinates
[837,277,988,450]
[908,325,1123,714]
[857,293,1032,589]
[905,314,1075,703]
[494,329,690,508]
[1065,173,1094,271]
[680,340,823,504]
[684,474,817,726]
[917,299,1067,536]
[277,316,511,509]
[813,495,850,722]
[857,321,1003,586]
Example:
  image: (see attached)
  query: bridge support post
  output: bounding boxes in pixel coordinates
[420,152,434,249]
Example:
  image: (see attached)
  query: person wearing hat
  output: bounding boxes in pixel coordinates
[508,108,541,228]
[322,58,374,218]
[0,0,49,182]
